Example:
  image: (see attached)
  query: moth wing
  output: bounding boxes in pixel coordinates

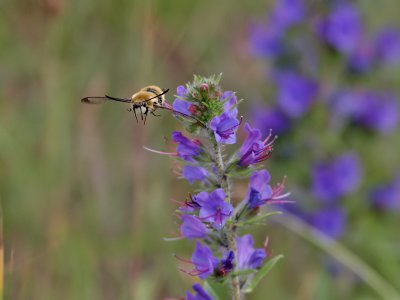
[81,96,108,104]
[81,95,132,104]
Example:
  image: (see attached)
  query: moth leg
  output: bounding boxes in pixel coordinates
[133,107,138,123]
[151,111,161,117]
[144,107,149,125]
[140,106,144,121]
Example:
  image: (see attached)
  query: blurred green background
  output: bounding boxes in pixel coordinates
[1,0,400,299]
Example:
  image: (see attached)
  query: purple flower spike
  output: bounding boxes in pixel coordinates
[275,71,318,118]
[172,131,202,161]
[238,123,276,166]
[316,4,363,55]
[210,112,240,144]
[236,234,267,270]
[191,241,219,279]
[199,188,233,230]
[310,208,346,239]
[181,215,209,239]
[183,166,209,185]
[186,283,212,300]
[312,153,362,202]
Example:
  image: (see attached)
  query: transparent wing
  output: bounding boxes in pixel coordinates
[81,96,108,104]
[81,95,132,104]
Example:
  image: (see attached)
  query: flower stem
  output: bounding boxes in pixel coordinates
[213,140,242,300]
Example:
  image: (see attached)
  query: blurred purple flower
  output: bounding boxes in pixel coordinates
[186,284,212,300]
[249,22,283,58]
[238,123,276,166]
[312,153,362,202]
[355,92,399,134]
[270,0,305,30]
[309,207,346,239]
[252,106,291,135]
[172,131,202,161]
[370,176,400,211]
[210,112,240,144]
[236,234,267,270]
[316,4,363,54]
[191,241,219,279]
[275,71,318,118]
[183,166,208,185]
[375,28,400,66]
[199,189,233,230]
[181,215,209,239]
[347,40,376,73]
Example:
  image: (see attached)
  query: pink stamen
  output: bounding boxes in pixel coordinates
[272,176,288,199]
[174,254,195,265]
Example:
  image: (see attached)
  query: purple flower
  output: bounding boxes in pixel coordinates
[177,85,188,97]
[375,28,400,66]
[370,176,400,211]
[180,215,209,239]
[173,98,193,115]
[275,71,318,118]
[173,85,194,115]
[333,90,399,134]
[238,123,276,166]
[199,188,233,230]
[316,4,363,55]
[252,106,291,135]
[183,166,208,185]
[172,131,202,161]
[270,0,305,30]
[354,92,399,134]
[309,208,346,239]
[186,284,212,300]
[221,91,238,116]
[236,234,267,270]
[191,241,219,279]
[347,40,376,73]
[218,251,234,275]
[210,112,240,144]
[246,170,272,208]
[249,22,283,58]
[312,153,362,202]
[246,170,291,208]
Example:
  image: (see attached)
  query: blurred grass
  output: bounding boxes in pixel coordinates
[0,0,400,299]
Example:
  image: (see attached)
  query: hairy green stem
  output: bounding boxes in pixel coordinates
[213,141,242,300]
[276,213,400,300]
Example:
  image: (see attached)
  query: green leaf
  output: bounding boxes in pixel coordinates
[204,281,221,300]
[243,254,284,294]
